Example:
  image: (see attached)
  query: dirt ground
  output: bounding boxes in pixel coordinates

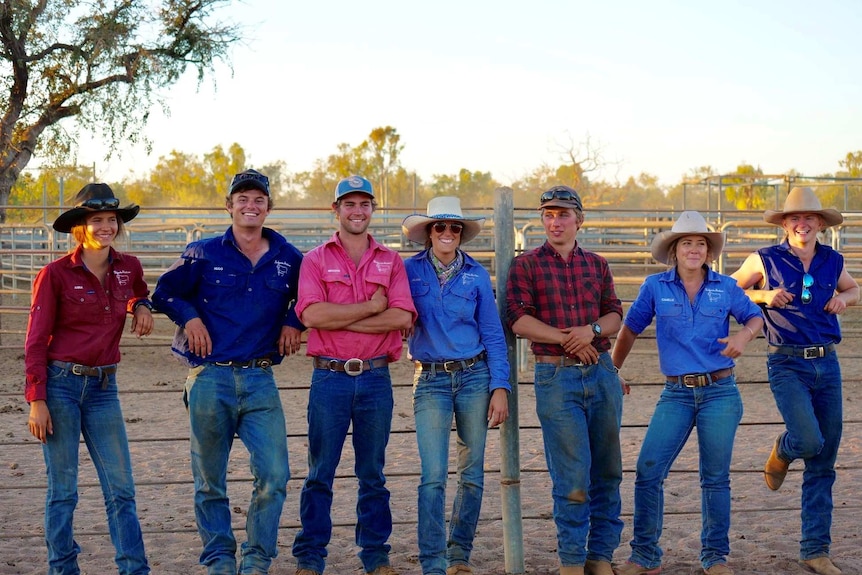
[1,304,861,575]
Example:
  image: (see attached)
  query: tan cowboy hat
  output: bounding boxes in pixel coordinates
[401,196,485,244]
[650,211,725,265]
[53,183,140,233]
[763,186,843,227]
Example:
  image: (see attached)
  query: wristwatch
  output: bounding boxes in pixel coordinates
[590,322,602,337]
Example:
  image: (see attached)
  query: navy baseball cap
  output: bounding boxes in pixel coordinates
[334,175,374,200]
[229,169,270,196]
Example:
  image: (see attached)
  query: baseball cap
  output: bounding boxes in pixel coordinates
[538,185,583,210]
[334,175,374,200]
[229,169,270,196]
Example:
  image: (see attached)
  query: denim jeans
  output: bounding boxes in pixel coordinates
[42,364,149,575]
[533,352,623,567]
[767,350,842,560]
[413,361,491,575]
[627,375,743,570]
[293,365,394,574]
[185,364,290,575]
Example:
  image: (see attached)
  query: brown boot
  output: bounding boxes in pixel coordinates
[802,557,842,575]
[585,559,614,575]
[560,566,585,575]
[446,565,473,575]
[764,434,790,490]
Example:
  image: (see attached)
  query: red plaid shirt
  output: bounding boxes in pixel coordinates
[505,241,622,355]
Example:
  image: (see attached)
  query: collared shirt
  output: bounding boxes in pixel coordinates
[297,232,416,362]
[152,226,303,366]
[757,240,844,346]
[505,240,623,356]
[405,249,511,392]
[25,246,150,402]
[624,266,763,376]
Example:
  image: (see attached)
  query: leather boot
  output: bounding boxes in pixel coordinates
[560,566,585,575]
[764,434,790,490]
[584,559,614,575]
[802,557,842,575]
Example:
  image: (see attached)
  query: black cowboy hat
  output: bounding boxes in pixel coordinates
[52,183,140,233]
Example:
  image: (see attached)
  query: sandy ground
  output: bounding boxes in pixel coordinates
[1,307,861,575]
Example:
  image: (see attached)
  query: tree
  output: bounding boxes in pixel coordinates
[0,0,240,221]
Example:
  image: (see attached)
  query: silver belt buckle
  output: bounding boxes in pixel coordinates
[256,358,273,368]
[443,360,459,373]
[803,347,821,359]
[682,374,705,387]
[344,358,364,376]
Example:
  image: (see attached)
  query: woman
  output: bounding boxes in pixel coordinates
[731,187,859,575]
[25,183,153,575]
[401,196,510,575]
[611,211,763,575]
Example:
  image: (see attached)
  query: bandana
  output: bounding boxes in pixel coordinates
[429,249,464,286]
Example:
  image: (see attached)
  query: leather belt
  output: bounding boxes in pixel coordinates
[768,343,835,360]
[535,355,586,367]
[417,351,486,373]
[49,360,117,388]
[313,356,389,376]
[667,367,734,387]
[213,358,273,368]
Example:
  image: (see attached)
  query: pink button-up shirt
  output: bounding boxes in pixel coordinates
[297,232,416,363]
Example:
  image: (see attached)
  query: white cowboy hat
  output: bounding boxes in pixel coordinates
[650,211,725,265]
[401,196,485,245]
[763,186,843,227]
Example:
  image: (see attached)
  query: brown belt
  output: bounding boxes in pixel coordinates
[417,351,486,373]
[535,355,586,367]
[49,360,117,389]
[313,356,389,376]
[666,367,734,387]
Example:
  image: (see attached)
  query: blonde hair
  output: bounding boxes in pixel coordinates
[69,215,127,251]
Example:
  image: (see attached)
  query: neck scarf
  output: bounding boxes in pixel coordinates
[429,248,464,286]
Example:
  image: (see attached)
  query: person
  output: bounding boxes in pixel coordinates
[25,183,153,575]
[610,211,764,575]
[291,175,416,575]
[401,196,511,575]
[152,169,304,575]
[505,185,624,575]
[731,187,859,575]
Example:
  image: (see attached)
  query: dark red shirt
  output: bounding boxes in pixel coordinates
[24,246,149,402]
[505,240,622,355]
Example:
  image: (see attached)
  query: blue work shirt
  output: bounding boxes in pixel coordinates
[624,266,762,376]
[405,249,511,392]
[153,226,304,366]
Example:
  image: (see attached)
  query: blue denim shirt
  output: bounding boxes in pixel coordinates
[153,226,304,365]
[624,266,763,376]
[405,249,511,392]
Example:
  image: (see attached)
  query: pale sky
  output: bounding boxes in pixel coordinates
[78,0,862,188]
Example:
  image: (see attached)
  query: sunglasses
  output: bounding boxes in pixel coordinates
[80,198,120,210]
[540,186,582,208]
[432,222,464,235]
[801,273,814,304]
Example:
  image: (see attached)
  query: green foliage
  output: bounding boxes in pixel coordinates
[0,0,240,221]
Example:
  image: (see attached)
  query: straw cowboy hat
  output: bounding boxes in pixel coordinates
[650,211,725,265]
[763,186,843,227]
[53,183,140,233]
[401,196,485,245]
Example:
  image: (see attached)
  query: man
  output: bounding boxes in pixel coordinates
[153,169,304,575]
[731,187,859,575]
[505,185,624,575]
[292,175,416,575]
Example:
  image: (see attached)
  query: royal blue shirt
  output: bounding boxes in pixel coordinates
[757,240,844,346]
[405,249,511,392]
[624,266,763,376]
[153,226,304,365]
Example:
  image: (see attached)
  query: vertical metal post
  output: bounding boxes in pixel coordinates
[494,186,525,574]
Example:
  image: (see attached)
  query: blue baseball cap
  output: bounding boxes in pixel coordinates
[334,175,374,200]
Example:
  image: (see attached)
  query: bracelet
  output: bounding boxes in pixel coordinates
[743,325,756,339]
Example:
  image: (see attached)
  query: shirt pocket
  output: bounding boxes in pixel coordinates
[447,282,478,321]
[62,289,101,323]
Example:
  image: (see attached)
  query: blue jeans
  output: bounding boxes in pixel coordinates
[42,364,149,575]
[413,361,492,575]
[627,375,743,570]
[767,350,843,560]
[185,364,289,575]
[533,352,623,567]
[293,365,394,574]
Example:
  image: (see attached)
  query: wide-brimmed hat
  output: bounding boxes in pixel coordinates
[53,183,140,233]
[401,196,485,244]
[650,211,725,265]
[763,186,843,227]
